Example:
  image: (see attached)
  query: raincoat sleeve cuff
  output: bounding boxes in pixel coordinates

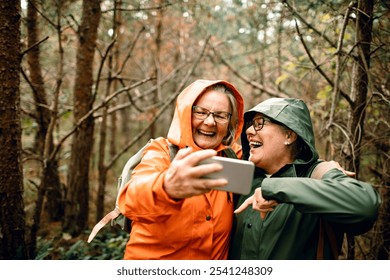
[259,178,276,200]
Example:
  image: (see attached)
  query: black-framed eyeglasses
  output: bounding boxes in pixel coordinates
[192,105,231,124]
[245,116,272,131]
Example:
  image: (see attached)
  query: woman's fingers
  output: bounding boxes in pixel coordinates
[234,196,253,214]
[234,195,279,215]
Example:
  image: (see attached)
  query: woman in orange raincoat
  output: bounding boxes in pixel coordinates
[118,79,245,259]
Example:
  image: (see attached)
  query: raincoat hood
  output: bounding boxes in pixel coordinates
[241,98,318,164]
[167,79,245,152]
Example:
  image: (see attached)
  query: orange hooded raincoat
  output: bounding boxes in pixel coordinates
[118,79,244,259]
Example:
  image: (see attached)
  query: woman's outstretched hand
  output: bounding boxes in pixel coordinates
[234,188,279,219]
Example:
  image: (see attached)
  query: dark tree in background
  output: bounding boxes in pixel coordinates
[25,0,64,259]
[344,0,374,259]
[63,0,102,235]
[0,0,28,259]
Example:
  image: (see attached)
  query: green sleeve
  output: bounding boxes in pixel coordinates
[261,168,381,228]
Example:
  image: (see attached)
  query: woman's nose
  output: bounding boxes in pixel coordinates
[203,114,216,125]
[246,125,255,135]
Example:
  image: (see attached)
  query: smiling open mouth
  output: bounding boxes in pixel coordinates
[249,141,262,148]
[198,129,215,137]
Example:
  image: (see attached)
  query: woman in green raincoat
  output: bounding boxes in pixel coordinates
[230,98,381,260]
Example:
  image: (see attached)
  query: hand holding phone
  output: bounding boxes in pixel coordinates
[198,156,255,195]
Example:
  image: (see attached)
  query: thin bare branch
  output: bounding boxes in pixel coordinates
[117,26,146,75]
[65,14,80,33]
[106,35,212,170]
[21,36,49,57]
[329,121,356,163]
[108,60,188,114]
[102,1,177,13]
[28,0,57,28]
[283,0,336,48]
[211,45,286,98]
[49,77,154,161]
[293,17,353,112]
[294,20,334,87]
[20,68,51,114]
[92,37,118,104]
[328,2,356,128]
[43,2,65,166]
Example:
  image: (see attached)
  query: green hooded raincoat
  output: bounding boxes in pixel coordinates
[230,98,381,260]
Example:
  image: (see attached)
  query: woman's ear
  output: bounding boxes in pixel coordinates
[285,130,297,145]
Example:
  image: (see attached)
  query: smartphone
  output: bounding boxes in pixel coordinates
[198,156,255,195]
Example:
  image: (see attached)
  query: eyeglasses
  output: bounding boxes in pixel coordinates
[192,105,231,124]
[245,116,272,131]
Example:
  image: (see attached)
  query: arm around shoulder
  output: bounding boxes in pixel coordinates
[322,169,381,228]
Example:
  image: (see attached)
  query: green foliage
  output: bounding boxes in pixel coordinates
[35,237,54,260]
[316,85,332,104]
[85,230,128,260]
[36,229,128,260]
[21,117,37,136]
[275,73,289,85]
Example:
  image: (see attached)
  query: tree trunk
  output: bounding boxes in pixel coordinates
[345,0,374,259]
[96,0,123,223]
[26,0,50,154]
[26,3,63,258]
[96,67,110,223]
[150,0,164,139]
[0,0,28,259]
[64,0,101,235]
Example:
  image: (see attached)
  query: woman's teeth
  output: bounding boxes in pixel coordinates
[199,129,215,136]
[250,141,262,148]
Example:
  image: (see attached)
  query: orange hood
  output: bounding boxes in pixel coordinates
[167,79,244,152]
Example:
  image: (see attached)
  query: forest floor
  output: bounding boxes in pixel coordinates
[35,220,127,260]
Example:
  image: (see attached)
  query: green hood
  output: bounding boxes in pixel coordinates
[241,98,318,164]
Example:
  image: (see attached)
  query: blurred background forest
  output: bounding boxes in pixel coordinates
[0,0,389,260]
